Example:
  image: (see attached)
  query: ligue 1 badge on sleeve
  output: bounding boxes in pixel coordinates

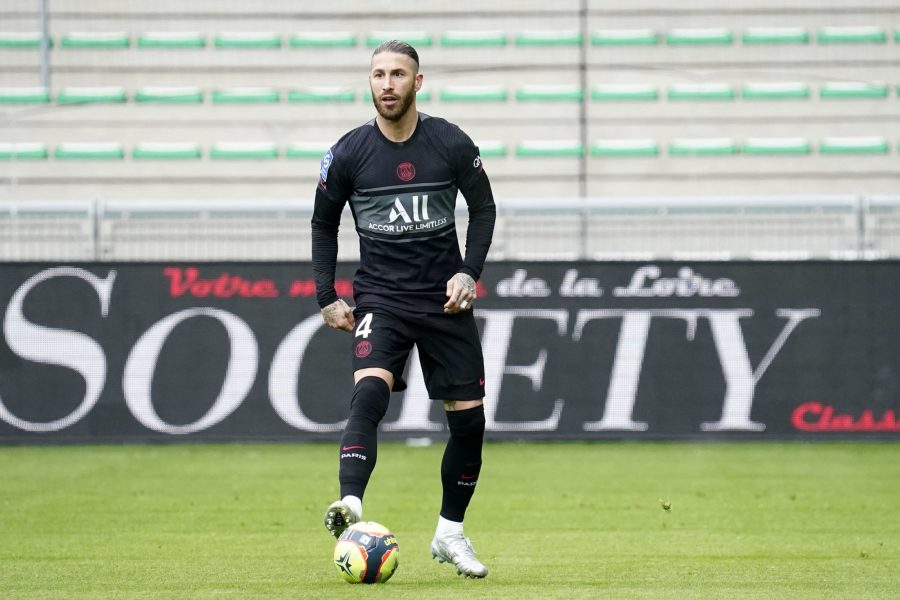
[320,149,334,182]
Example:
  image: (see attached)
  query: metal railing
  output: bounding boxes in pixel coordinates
[1,195,898,262]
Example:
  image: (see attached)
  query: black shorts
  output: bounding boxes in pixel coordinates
[350,304,485,400]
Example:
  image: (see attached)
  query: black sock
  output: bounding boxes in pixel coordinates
[440,405,486,522]
[338,376,391,500]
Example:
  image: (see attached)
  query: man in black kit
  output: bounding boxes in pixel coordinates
[311,40,495,578]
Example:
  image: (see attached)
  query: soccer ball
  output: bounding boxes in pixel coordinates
[333,521,400,584]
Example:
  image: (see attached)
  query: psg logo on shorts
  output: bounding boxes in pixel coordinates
[396,162,416,182]
[355,341,372,358]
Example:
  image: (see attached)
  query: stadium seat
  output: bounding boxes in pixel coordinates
[439,85,508,102]
[819,136,890,154]
[591,83,659,101]
[0,142,48,160]
[0,32,49,48]
[366,31,433,47]
[591,139,659,157]
[132,143,202,160]
[591,28,659,46]
[57,86,127,104]
[440,30,507,47]
[211,87,281,103]
[137,32,206,49]
[741,81,810,100]
[0,87,51,104]
[741,27,810,45]
[54,142,125,160]
[60,32,130,49]
[667,83,736,101]
[214,32,282,49]
[516,85,583,101]
[514,30,582,46]
[820,81,889,99]
[669,138,739,156]
[666,28,733,45]
[516,140,584,157]
[289,32,357,47]
[743,137,812,155]
[817,26,886,44]
[134,86,204,103]
[287,87,356,102]
[210,142,279,159]
[475,140,508,157]
[285,141,331,159]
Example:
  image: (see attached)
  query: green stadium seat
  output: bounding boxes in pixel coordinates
[0,142,48,160]
[214,32,282,49]
[817,26,886,44]
[741,81,810,100]
[210,142,279,159]
[669,138,738,156]
[134,86,204,103]
[55,142,125,160]
[820,81,889,99]
[289,32,357,48]
[591,83,658,101]
[57,86,127,104]
[667,83,735,101]
[514,30,582,46]
[60,32,130,49]
[516,140,584,157]
[0,87,51,104]
[516,84,583,101]
[132,142,202,160]
[441,30,507,47]
[475,140,508,157]
[591,139,659,157]
[285,141,331,159]
[0,32,50,48]
[440,85,507,102]
[212,87,280,103]
[366,31,433,47]
[287,87,355,102]
[666,28,733,45]
[743,137,812,155]
[591,28,658,46]
[819,136,890,154]
[741,27,810,44]
[137,32,206,49]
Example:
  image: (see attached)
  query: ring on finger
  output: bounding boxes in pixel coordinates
[460,299,469,309]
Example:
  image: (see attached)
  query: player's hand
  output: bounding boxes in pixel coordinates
[321,299,355,331]
[444,272,477,314]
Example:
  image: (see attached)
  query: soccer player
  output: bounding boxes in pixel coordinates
[311,40,496,579]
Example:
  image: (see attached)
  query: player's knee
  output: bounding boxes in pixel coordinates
[447,404,485,439]
[349,376,391,425]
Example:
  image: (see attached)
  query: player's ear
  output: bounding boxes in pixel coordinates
[415,73,423,92]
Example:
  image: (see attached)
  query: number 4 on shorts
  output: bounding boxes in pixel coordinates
[355,313,373,338]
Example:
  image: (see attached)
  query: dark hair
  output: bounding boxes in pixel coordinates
[371,40,419,69]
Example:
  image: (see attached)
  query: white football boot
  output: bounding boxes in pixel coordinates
[323,499,360,539]
[430,531,489,578]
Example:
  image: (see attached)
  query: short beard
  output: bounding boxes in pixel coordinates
[373,89,415,122]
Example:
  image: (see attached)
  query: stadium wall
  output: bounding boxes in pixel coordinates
[1,261,898,443]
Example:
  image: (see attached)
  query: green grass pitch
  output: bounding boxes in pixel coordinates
[1,441,898,599]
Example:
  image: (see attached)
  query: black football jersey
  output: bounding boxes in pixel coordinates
[312,113,496,313]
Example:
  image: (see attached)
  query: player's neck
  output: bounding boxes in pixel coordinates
[376,108,419,143]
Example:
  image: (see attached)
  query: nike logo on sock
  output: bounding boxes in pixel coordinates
[460,474,478,480]
[342,445,365,451]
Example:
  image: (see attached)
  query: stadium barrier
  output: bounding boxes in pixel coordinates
[1,261,898,443]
